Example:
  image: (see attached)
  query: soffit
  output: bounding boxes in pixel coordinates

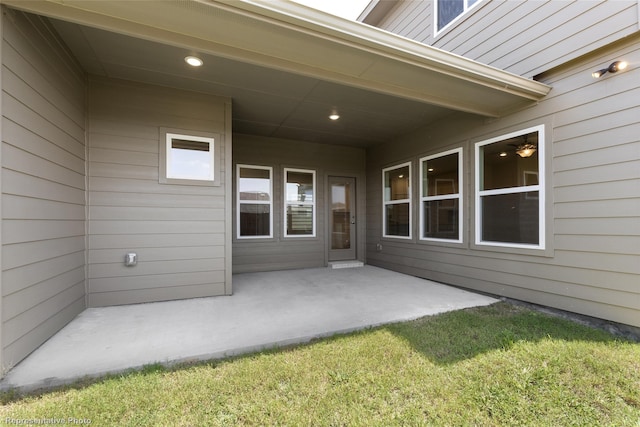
[48,18,448,147]
[3,0,551,148]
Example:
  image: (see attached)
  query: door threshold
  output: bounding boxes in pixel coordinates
[329,261,364,269]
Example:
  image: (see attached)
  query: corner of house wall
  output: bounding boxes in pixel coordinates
[358,171,367,264]
[0,4,5,378]
[83,73,90,309]
[224,99,233,295]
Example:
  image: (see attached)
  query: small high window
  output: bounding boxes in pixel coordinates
[237,165,272,239]
[160,128,219,185]
[383,162,412,239]
[475,125,545,249]
[284,168,316,237]
[166,133,214,181]
[420,148,462,242]
[435,0,482,35]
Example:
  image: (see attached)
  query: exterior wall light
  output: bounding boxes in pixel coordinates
[185,56,203,67]
[592,60,628,78]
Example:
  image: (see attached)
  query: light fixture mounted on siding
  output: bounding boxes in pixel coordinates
[592,60,628,78]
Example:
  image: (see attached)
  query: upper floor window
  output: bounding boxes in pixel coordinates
[475,125,545,249]
[285,168,316,237]
[383,162,412,239]
[420,148,462,242]
[436,0,482,35]
[237,165,272,239]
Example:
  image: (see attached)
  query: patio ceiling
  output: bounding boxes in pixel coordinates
[4,0,551,148]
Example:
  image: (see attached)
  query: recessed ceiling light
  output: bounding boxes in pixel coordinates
[329,113,340,121]
[427,168,435,172]
[499,152,508,157]
[185,56,203,67]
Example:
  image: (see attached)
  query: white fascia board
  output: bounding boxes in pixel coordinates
[224,0,551,100]
[2,0,551,116]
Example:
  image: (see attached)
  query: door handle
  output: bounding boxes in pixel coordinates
[351,215,356,224]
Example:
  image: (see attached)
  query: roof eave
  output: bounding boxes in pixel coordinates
[222,1,551,102]
[2,0,551,117]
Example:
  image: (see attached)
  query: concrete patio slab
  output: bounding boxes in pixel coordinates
[0,266,497,392]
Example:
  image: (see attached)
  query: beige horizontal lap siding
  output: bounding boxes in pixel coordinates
[374,0,639,78]
[1,9,86,369]
[232,134,366,273]
[376,1,429,41]
[377,0,431,44]
[87,77,230,307]
[366,37,640,328]
[233,240,325,273]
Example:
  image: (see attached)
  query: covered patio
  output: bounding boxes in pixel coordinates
[1,266,496,392]
[0,0,548,386]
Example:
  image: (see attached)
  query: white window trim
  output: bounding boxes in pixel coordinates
[434,0,485,38]
[419,148,463,243]
[236,164,273,239]
[382,161,412,240]
[284,168,316,238]
[159,128,220,186]
[165,132,215,181]
[474,125,546,250]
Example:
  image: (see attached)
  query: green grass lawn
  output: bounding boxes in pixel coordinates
[2,302,639,426]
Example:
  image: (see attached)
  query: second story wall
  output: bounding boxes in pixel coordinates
[372,0,639,77]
